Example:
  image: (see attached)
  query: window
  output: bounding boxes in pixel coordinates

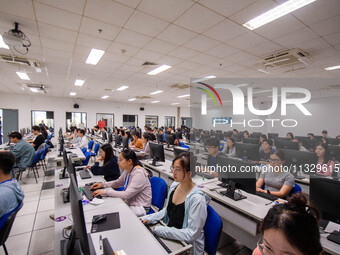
[123,115,138,128]
[145,115,158,129]
[66,112,87,130]
[96,113,114,131]
[32,110,54,130]
[181,117,192,128]
[165,116,175,128]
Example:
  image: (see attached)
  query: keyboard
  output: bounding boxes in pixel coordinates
[145,225,171,254]
[79,170,91,179]
[256,191,278,201]
[81,185,102,201]
[196,172,214,179]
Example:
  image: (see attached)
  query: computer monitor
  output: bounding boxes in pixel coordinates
[242,138,260,145]
[121,136,129,150]
[281,149,318,175]
[173,146,189,157]
[329,145,340,162]
[175,132,183,140]
[103,238,114,255]
[275,137,291,141]
[102,131,107,141]
[59,150,69,179]
[315,135,323,139]
[91,129,94,136]
[250,132,262,138]
[165,134,176,147]
[87,128,90,134]
[199,134,210,144]
[235,143,261,161]
[59,136,64,157]
[310,177,340,224]
[67,155,77,182]
[328,138,340,146]
[188,132,195,142]
[156,134,163,144]
[60,173,95,255]
[108,133,113,143]
[268,133,279,139]
[274,140,299,150]
[149,142,165,166]
[224,131,233,138]
[114,134,121,148]
[215,133,224,141]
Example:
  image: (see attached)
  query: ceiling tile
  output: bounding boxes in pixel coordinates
[34,2,82,31]
[246,41,284,57]
[35,0,86,15]
[323,32,340,46]
[205,43,240,58]
[76,33,112,50]
[40,37,75,53]
[80,17,121,41]
[174,4,224,33]
[1,0,35,20]
[133,49,163,62]
[226,51,258,64]
[143,39,178,54]
[114,0,141,8]
[310,15,340,37]
[157,24,197,46]
[108,42,141,56]
[190,53,220,66]
[297,38,331,53]
[167,47,200,60]
[198,0,256,18]
[227,31,268,50]
[273,27,320,49]
[184,35,220,52]
[153,55,182,66]
[124,10,170,37]
[175,61,201,71]
[0,13,39,36]
[114,29,152,48]
[100,51,130,64]
[137,0,194,22]
[38,23,78,44]
[84,0,134,28]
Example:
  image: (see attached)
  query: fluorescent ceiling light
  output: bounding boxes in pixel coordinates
[0,35,9,49]
[204,76,216,79]
[30,88,38,93]
[101,95,109,99]
[74,79,85,86]
[117,85,128,91]
[147,64,172,75]
[257,68,270,75]
[150,90,163,95]
[177,94,190,98]
[128,98,136,101]
[324,65,340,71]
[243,0,316,30]
[171,102,180,105]
[70,92,76,96]
[86,48,105,65]
[16,72,30,80]
[151,100,160,103]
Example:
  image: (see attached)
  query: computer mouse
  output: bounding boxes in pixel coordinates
[92,215,106,224]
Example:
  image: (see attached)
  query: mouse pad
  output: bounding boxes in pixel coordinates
[91,212,120,233]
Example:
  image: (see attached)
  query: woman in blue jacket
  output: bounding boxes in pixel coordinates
[85,143,120,181]
[141,152,208,255]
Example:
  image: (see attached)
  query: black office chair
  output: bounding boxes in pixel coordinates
[0,202,23,255]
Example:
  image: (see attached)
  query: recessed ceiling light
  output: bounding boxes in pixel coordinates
[128,98,136,101]
[70,92,76,96]
[117,85,128,91]
[243,0,316,30]
[16,72,30,80]
[74,79,85,86]
[177,94,190,98]
[171,103,180,105]
[86,48,105,65]
[150,90,163,95]
[0,35,9,49]
[151,100,160,103]
[101,95,109,99]
[257,69,270,75]
[324,65,340,71]
[30,88,38,93]
[204,76,216,79]
[147,64,172,75]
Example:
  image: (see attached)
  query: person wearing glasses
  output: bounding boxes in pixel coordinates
[90,149,152,217]
[256,150,295,199]
[141,152,208,255]
[253,193,322,255]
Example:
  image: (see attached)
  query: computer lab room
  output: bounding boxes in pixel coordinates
[0,0,340,255]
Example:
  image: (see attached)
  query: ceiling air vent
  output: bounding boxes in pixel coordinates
[142,61,158,66]
[136,96,151,99]
[0,54,40,67]
[170,83,190,90]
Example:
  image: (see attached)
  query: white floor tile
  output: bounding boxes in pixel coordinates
[9,214,35,236]
[40,251,54,255]
[38,198,55,212]
[40,189,55,199]
[34,210,55,230]
[23,190,41,202]
[21,183,43,192]
[17,201,39,217]
[0,232,31,255]
[43,175,55,182]
[28,227,54,255]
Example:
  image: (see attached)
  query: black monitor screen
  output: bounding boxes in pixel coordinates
[328,138,340,146]
[329,145,340,162]
[108,133,113,143]
[149,142,165,166]
[281,149,318,174]
[103,238,114,255]
[242,138,259,145]
[235,143,260,161]
[165,134,176,146]
[310,177,340,224]
[274,140,299,150]
[268,133,279,139]
[173,146,189,157]
[91,129,94,136]
[156,134,163,144]
[121,136,129,149]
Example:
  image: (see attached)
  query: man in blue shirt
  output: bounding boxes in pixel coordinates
[8,132,35,171]
[0,152,24,223]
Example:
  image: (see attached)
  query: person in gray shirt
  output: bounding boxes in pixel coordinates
[8,132,35,171]
[256,149,295,198]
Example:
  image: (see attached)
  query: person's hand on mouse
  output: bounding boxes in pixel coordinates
[90,182,103,190]
[92,189,104,197]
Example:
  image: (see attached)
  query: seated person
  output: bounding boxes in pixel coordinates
[71,129,89,149]
[141,152,208,255]
[315,142,335,176]
[41,126,48,140]
[142,133,150,155]
[44,126,51,137]
[292,138,308,151]
[259,134,267,151]
[322,130,328,138]
[205,137,226,176]
[256,150,295,199]
[31,125,45,150]
[243,130,249,138]
[147,127,156,141]
[259,139,274,164]
[125,131,132,145]
[85,144,120,181]
[129,131,143,150]
[0,152,25,229]
[223,137,235,157]
[286,132,294,140]
[93,125,101,135]
[7,132,35,172]
[90,149,151,217]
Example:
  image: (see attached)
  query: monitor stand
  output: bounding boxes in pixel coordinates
[219,181,246,201]
[151,159,162,167]
[59,168,69,179]
[60,233,95,255]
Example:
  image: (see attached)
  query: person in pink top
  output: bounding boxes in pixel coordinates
[90,148,152,217]
[142,133,150,155]
[314,143,335,177]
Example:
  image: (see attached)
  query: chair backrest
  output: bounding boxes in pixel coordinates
[0,202,23,246]
[88,140,94,150]
[219,143,224,151]
[204,205,223,255]
[47,133,53,140]
[83,152,91,166]
[93,143,100,154]
[150,177,167,210]
[289,183,302,195]
[81,147,87,154]
[40,145,50,160]
[33,150,44,165]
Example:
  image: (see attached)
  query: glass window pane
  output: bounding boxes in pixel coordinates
[31,110,54,130]
[145,115,158,129]
[123,115,138,128]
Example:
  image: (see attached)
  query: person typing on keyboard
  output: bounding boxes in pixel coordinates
[141,152,209,255]
[256,150,295,199]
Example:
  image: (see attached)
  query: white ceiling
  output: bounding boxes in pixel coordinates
[0,0,339,106]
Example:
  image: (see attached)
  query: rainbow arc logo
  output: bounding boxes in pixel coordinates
[196,82,223,106]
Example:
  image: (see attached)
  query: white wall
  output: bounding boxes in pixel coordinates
[0,93,190,131]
